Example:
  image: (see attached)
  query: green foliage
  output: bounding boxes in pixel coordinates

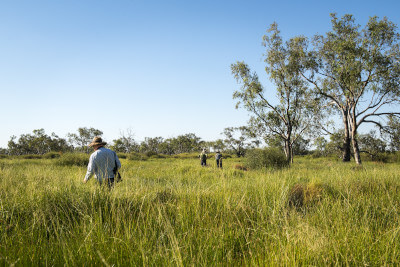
[18,154,43,159]
[145,151,159,157]
[55,153,89,167]
[7,129,71,155]
[116,153,128,159]
[303,14,400,164]
[111,129,138,153]
[245,148,289,170]
[67,127,103,153]
[222,126,258,157]
[385,115,400,151]
[138,133,204,155]
[43,152,61,159]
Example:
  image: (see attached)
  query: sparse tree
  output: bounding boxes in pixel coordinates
[111,129,139,153]
[231,23,317,163]
[384,115,400,151]
[358,131,387,160]
[300,14,400,164]
[67,127,103,153]
[222,126,259,157]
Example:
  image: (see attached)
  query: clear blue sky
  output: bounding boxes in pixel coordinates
[1,0,399,148]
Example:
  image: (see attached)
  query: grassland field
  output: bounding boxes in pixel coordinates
[0,155,400,266]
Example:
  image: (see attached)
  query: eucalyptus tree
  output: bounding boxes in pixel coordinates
[7,129,71,155]
[67,127,103,153]
[300,14,400,164]
[140,137,164,154]
[111,129,139,153]
[231,23,317,163]
[384,115,400,151]
[222,126,259,157]
[172,133,203,153]
[358,131,387,160]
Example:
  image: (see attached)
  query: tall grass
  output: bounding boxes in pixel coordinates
[0,157,399,265]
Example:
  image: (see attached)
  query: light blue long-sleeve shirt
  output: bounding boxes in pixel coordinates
[84,147,121,183]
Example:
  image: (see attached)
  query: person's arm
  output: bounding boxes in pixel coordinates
[83,154,95,183]
[115,152,121,170]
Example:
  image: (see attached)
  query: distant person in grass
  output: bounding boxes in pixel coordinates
[199,149,207,167]
[215,151,222,168]
[83,136,121,188]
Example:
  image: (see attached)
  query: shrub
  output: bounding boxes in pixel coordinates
[360,152,390,163]
[245,148,289,170]
[145,151,158,157]
[222,153,232,159]
[394,151,400,163]
[127,152,148,161]
[117,153,128,159]
[378,152,400,163]
[56,153,89,167]
[43,152,61,159]
[19,154,43,159]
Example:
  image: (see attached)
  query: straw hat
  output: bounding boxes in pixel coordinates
[88,136,107,147]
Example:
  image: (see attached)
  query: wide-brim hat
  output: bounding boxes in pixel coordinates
[88,136,107,147]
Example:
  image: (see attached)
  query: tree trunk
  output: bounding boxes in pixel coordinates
[350,118,362,165]
[342,110,351,162]
[284,140,293,164]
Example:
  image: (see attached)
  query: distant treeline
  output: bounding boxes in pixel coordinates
[1,125,400,163]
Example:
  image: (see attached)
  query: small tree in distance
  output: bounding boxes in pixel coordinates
[231,23,318,163]
[222,126,259,157]
[67,127,103,153]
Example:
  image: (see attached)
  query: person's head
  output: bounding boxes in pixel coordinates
[88,136,107,150]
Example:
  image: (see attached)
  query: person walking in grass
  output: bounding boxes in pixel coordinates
[215,150,222,168]
[199,149,207,167]
[83,136,121,188]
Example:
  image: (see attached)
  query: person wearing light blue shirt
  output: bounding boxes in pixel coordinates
[83,136,121,188]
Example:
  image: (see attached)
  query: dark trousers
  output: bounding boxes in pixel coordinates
[104,177,115,188]
[216,159,222,168]
[201,159,206,166]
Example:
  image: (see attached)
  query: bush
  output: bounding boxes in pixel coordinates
[145,151,158,157]
[221,153,232,159]
[43,152,61,159]
[127,152,148,161]
[56,153,89,167]
[117,153,128,159]
[245,148,289,170]
[378,152,400,163]
[19,154,43,159]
